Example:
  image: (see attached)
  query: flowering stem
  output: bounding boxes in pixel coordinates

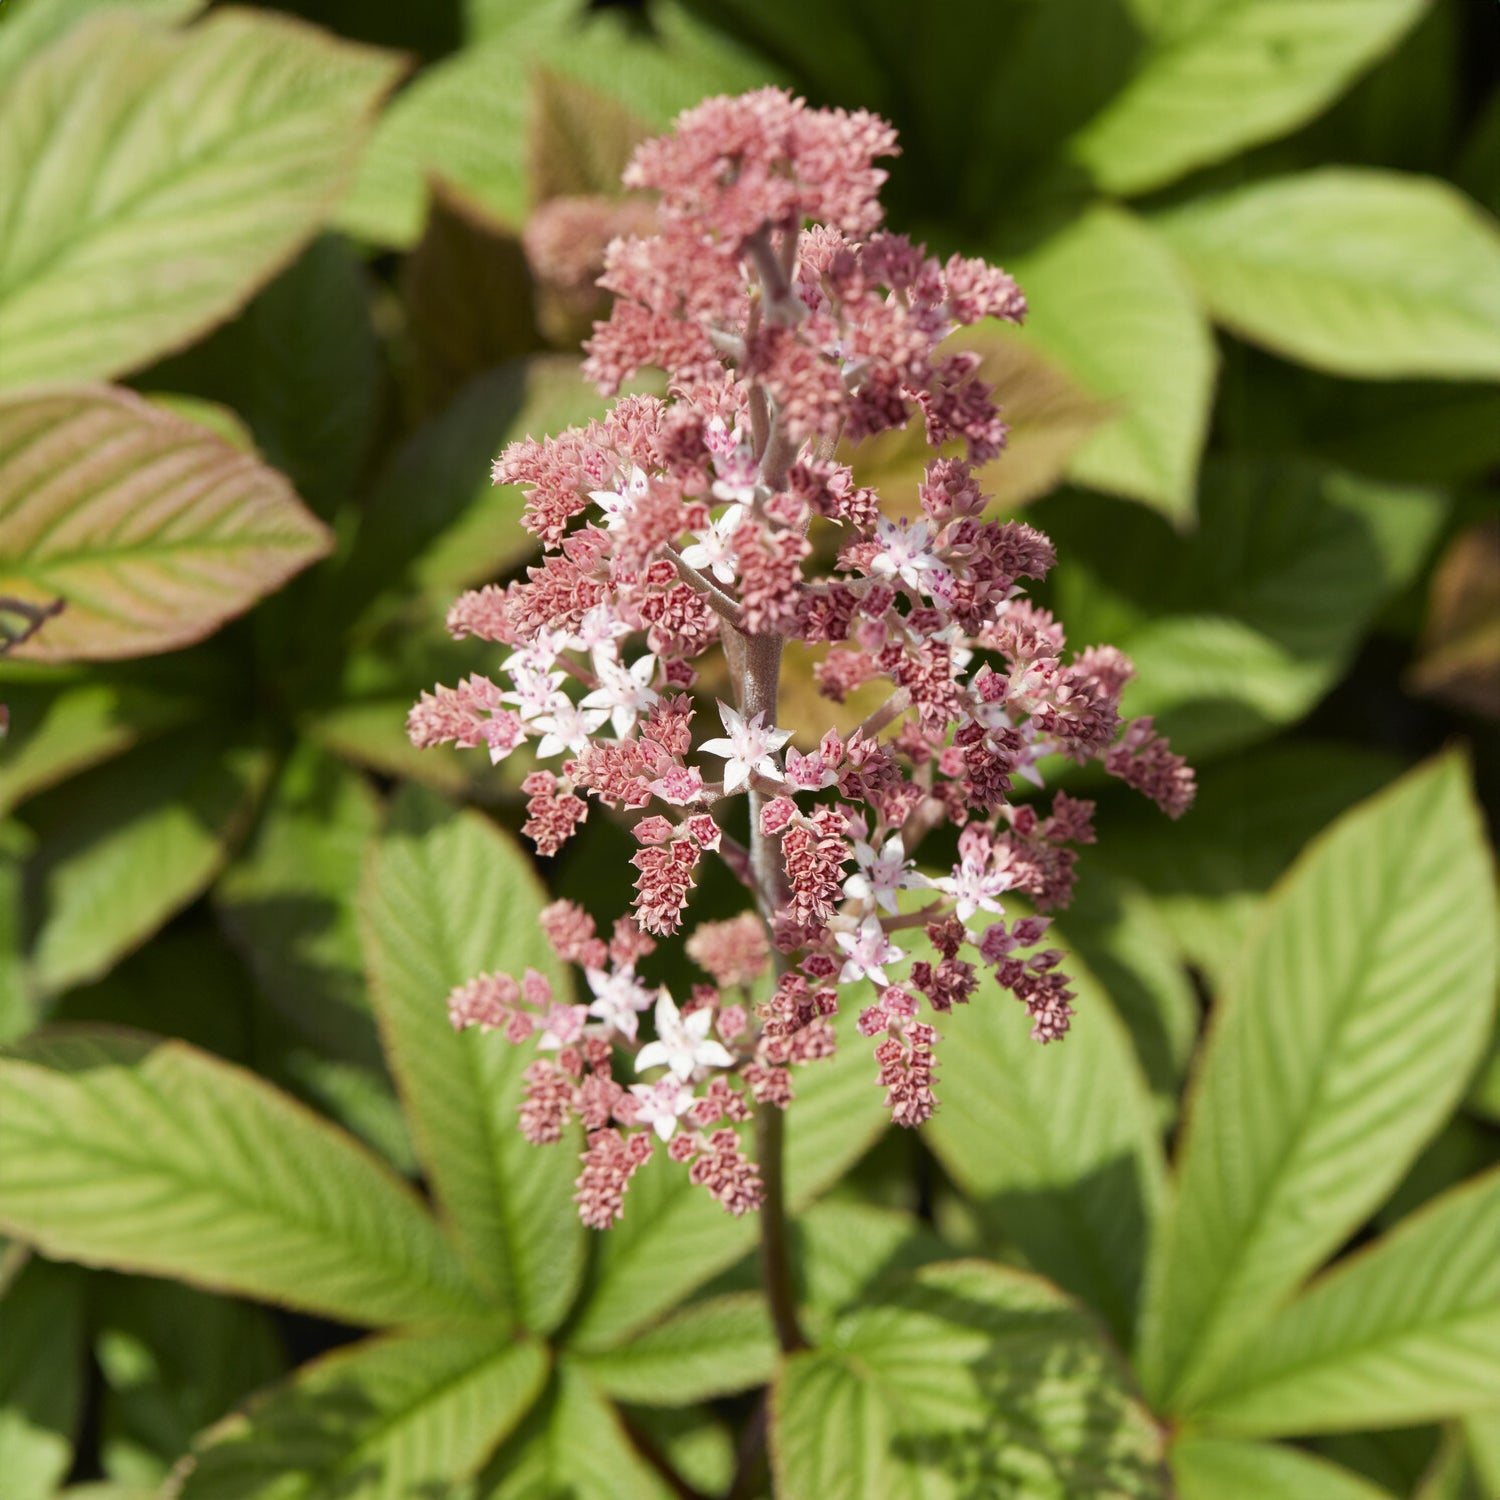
[756,1097,805,1353]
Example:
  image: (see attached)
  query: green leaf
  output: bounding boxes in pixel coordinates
[145,235,383,521]
[1137,755,1500,1413]
[0,821,35,1045]
[336,357,607,628]
[0,1027,482,1325]
[791,1200,951,1322]
[1009,206,1216,522]
[1050,863,1200,1111]
[0,387,333,662]
[1070,0,1424,196]
[216,744,382,1065]
[573,1293,776,1406]
[361,788,584,1334]
[568,1001,888,1351]
[29,729,272,996]
[1171,1435,1400,1500]
[924,946,1166,1346]
[1090,741,1401,991]
[0,9,400,387]
[479,1361,674,1500]
[0,665,200,817]
[0,1257,85,1500]
[1185,1169,1500,1434]
[95,1279,283,1487]
[1153,170,1500,380]
[176,1328,547,1500]
[342,10,756,248]
[772,1260,1169,1500]
[621,1405,735,1498]
[1466,1408,1500,1493]
[1038,461,1448,761]
[0,0,203,96]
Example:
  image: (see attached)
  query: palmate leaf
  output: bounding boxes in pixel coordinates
[480,1361,674,1500]
[29,727,272,996]
[1007,206,1216,523]
[0,1256,85,1500]
[1136,756,1500,1414]
[923,943,1166,1346]
[360,789,584,1335]
[0,387,333,661]
[1186,1169,1500,1434]
[1171,1435,1400,1500]
[0,9,400,388]
[1070,0,1424,196]
[173,1328,546,1500]
[0,1027,482,1327]
[771,1261,1169,1500]
[1153,170,1500,380]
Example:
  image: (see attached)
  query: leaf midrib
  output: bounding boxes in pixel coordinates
[0,1069,461,1310]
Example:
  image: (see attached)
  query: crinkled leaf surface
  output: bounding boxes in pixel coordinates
[1008,205,1215,523]
[1154,170,1500,380]
[772,1261,1169,1500]
[361,789,583,1333]
[0,387,332,661]
[0,1027,481,1326]
[1071,0,1425,196]
[924,942,1165,1346]
[175,1329,545,1500]
[29,727,271,996]
[0,9,400,387]
[1137,756,1500,1413]
[0,0,204,93]
[1188,1169,1500,1434]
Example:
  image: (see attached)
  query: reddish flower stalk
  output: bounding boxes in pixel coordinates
[412,91,1193,1287]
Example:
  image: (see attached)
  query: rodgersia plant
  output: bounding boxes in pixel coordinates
[409,89,1193,1338]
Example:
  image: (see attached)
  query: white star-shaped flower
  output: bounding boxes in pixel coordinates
[843,833,930,915]
[871,517,943,593]
[636,991,735,1081]
[629,1075,696,1141]
[531,696,609,759]
[502,664,565,722]
[569,604,630,663]
[934,858,1012,925]
[589,465,650,531]
[584,966,655,1043]
[835,916,906,987]
[679,505,745,583]
[581,654,658,737]
[698,702,791,794]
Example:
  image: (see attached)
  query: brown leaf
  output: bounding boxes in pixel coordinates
[0,386,333,661]
[400,180,546,418]
[1409,518,1500,719]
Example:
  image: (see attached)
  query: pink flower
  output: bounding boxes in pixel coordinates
[629,1075,695,1141]
[584,967,653,1042]
[834,915,906,987]
[843,833,927,915]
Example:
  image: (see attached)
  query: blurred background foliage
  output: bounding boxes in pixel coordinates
[0,0,1498,1496]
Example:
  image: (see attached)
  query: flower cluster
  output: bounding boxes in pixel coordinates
[411,89,1193,1228]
